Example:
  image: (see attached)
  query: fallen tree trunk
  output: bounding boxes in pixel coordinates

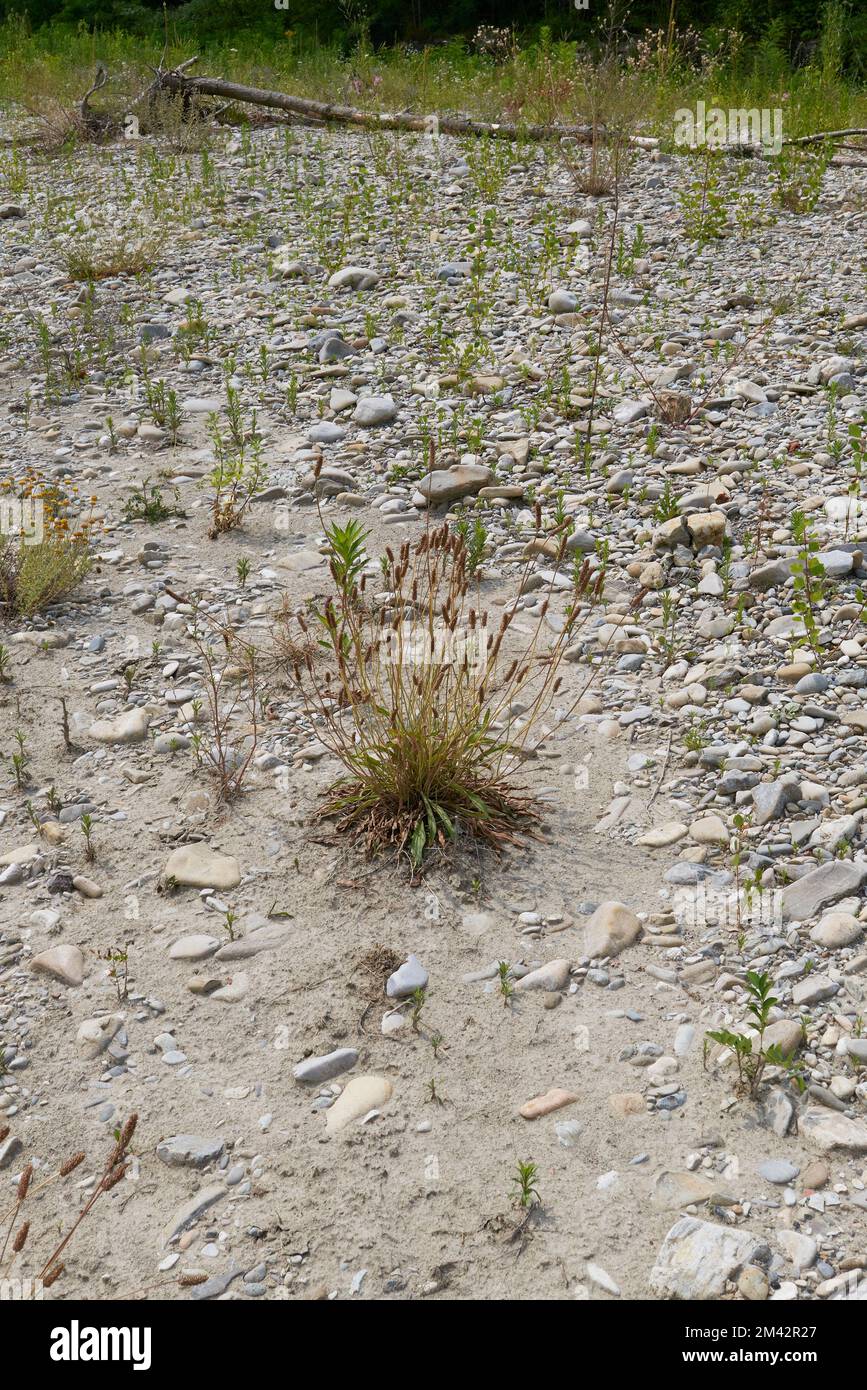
[139,61,867,166]
[150,61,658,148]
[786,127,867,146]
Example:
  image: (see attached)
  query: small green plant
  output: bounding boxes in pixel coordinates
[142,378,183,445]
[652,480,678,523]
[511,1159,541,1209]
[0,643,11,683]
[729,810,750,934]
[10,730,29,789]
[79,812,95,863]
[769,141,833,213]
[0,486,94,618]
[207,388,267,537]
[497,960,515,1005]
[425,1077,446,1105]
[284,508,602,873]
[453,512,487,575]
[236,555,251,587]
[122,478,185,524]
[62,227,160,281]
[657,590,679,665]
[323,516,368,597]
[678,150,727,245]
[683,719,708,753]
[410,987,426,1033]
[98,943,130,1003]
[706,970,805,1098]
[790,509,826,661]
[615,229,632,277]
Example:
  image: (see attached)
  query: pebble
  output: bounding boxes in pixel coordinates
[386,955,429,999]
[293,1048,359,1084]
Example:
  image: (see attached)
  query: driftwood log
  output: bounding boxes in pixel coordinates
[144,62,867,164]
[66,58,867,164]
[145,58,658,147]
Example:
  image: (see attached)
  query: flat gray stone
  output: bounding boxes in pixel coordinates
[156,1135,226,1169]
[414,463,493,507]
[353,394,397,426]
[161,1184,227,1245]
[781,860,866,922]
[293,1047,359,1084]
[792,974,839,1007]
[757,1159,799,1185]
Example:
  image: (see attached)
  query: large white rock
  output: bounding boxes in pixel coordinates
[163,844,241,890]
[0,842,41,866]
[799,1108,867,1154]
[386,955,428,999]
[76,1014,124,1058]
[777,1230,817,1272]
[352,394,397,426]
[514,959,572,992]
[810,911,862,949]
[89,708,150,745]
[413,463,493,508]
[689,814,729,846]
[327,265,379,290]
[324,1075,393,1135]
[636,822,688,848]
[781,860,866,921]
[168,934,221,961]
[584,901,642,958]
[31,944,84,986]
[650,1217,766,1299]
[210,971,249,1003]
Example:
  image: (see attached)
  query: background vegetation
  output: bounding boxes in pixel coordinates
[1,0,865,66]
[0,1,864,138]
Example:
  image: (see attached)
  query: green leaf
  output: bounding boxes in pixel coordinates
[433,803,455,839]
[409,819,427,867]
[707,1029,752,1056]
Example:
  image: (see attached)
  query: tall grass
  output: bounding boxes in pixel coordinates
[0,13,864,141]
[280,476,607,873]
